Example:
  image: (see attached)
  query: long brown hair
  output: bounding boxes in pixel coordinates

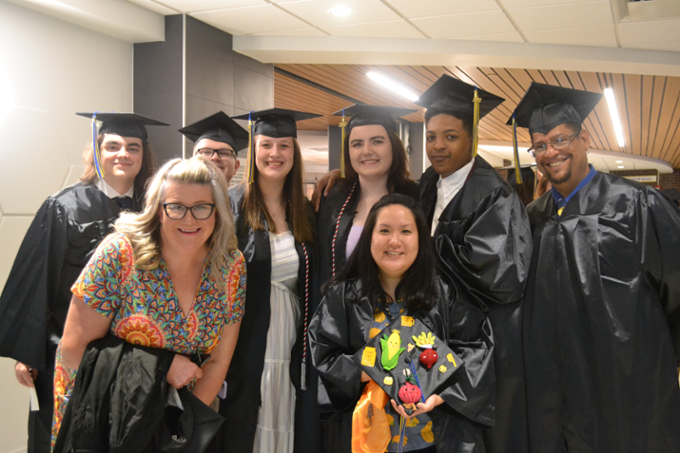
[80,134,157,196]
[242,136,314,244]
[342,126,411,193]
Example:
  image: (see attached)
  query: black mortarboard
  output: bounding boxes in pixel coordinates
[179,111,249,153]
[76,112,168,142]
[415,74,504,120]
[232,108,321,139]
[77,112,168,179]
[509,82,603,135]
[332,104,416,134]
[332,104,416,177]
[232,108,321,183]
[352,316,462,415]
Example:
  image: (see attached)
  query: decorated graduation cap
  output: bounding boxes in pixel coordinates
[507,83,602,184]
[232,108,322,183]
[332,104,417,177]
[352,315,462,416]
[76,112,168,179]
[415,74,511,180]
[179,111,249,153]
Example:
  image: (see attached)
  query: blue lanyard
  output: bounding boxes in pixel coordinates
[551,165,596,216]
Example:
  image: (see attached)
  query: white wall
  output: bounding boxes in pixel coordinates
[0,2,133,451]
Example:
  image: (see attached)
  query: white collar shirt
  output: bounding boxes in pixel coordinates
[96,178,134,199]
[430,159,474,236]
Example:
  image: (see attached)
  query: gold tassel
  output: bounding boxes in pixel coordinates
[247,113,254,184]
[472,88,481,157]
[512,115,523,184]
[340,109,347,178]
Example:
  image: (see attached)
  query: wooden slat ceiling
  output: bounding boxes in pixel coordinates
[274,64,680,169]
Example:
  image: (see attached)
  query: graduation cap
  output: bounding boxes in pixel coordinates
[232,108,322,183]
[179,111,249,155]
[77,112,168,179]
[509,82,603,135]
[415,75,509,179]
[352,316,462,416]
[332,104,416,177]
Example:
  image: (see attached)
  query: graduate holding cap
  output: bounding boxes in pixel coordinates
[0,112,165,453]
[314,104,419,452]
[416,75,533,453]
[516,82,680,453]
[310,193,489,453]
[217,108,321,453]
[180,111,249,185]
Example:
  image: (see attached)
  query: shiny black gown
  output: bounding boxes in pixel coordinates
[0,182,139,453]
[524,171,680,453]
[420,156,534,453]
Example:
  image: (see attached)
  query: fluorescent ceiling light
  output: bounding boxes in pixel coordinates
[616,160,623,163]
[328,6,353,16]
[604,88,625,148]
[366,72,418,102]
[618,165,625,168]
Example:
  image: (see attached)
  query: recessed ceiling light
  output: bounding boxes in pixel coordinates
[618,165,625,169]
[328,6,353,16]
[604,88,625,148]
[616,160,623,163]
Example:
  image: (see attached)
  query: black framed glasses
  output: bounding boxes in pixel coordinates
[528,131,581,157]
[162,203,215,220]
[196,148,236,159]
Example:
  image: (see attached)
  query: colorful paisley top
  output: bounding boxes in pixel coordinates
[51,232,246,446]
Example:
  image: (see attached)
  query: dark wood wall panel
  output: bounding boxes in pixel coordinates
[273,64,680,169]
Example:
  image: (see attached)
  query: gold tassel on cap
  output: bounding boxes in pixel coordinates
[472,87,481,157]
[246,112,254,184]
[340,108,347,178]
[92,113,105,179]
[512,114,523,184]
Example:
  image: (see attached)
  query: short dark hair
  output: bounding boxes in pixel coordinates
[331,193,440,313]
[425,108,473,139]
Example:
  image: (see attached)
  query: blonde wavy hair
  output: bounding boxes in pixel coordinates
[115,157,237,286]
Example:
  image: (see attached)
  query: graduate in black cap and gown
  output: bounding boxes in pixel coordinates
[180,111,249,185]
[0,112,165,453]
[515,82,680,453]
[314,104,420,452]
[416,75,533,453]
[217,109,321,453]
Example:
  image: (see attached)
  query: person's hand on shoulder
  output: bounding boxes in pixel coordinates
[312,169,342,211]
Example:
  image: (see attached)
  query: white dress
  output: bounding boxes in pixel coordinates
[253,231,300,453]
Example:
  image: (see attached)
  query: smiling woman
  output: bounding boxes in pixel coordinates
[51,158,246,451]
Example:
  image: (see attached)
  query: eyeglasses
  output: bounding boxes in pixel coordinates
[196,148,236,159]
[162,203,215,220]
[528,131,581,157]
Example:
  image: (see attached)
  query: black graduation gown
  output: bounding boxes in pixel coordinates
[524,171,680,453]
[316,178,420,287]
[420,156,533,453]
[309,278,494,453]
[216,185,321,453]
[0,182,140,453]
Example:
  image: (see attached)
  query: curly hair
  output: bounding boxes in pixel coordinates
[114,157,237,286]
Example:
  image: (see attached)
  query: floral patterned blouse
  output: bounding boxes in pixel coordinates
[51,232,246,447]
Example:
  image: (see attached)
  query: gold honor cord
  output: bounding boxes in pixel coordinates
[92,114,105,179]
[247,114,254,184]
[339,109,347,178]
[471,88,481,157]
[512,116,523,184]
